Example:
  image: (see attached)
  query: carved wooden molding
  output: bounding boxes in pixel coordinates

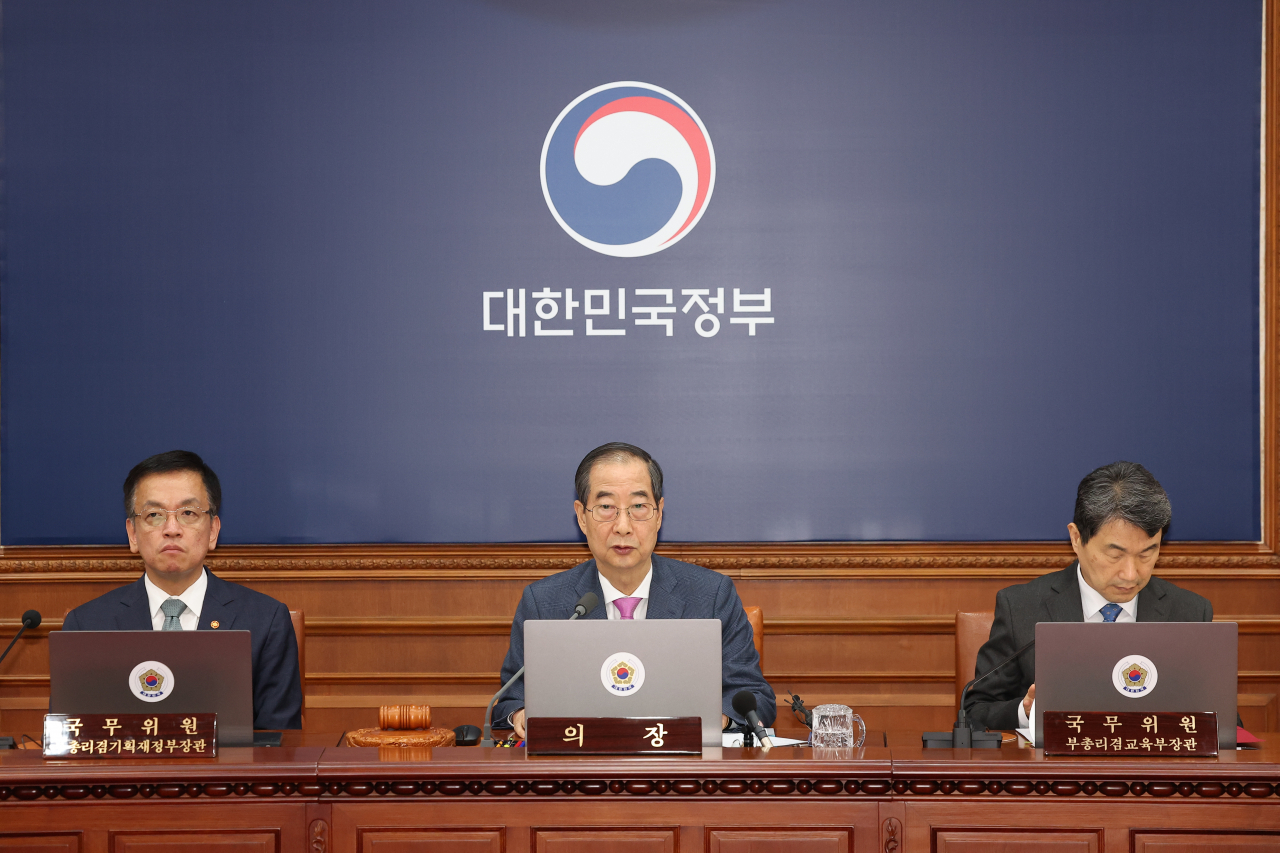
[2,776,1278,802]
[882,817,902,853]
[309,818,328,853]
[1,542,1279,580]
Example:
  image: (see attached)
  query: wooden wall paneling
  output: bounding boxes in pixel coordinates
[328,788,885,853]
[532,828,676,853]
[109,831,278,853]
[1132,832,1280,852]
[2,567,1278,738]
[357,829,505,853]
[0,805,309,853]
[705,828,851,853]
[0,836,81,853]
[905,802,1280,853]
[932,829,1101,853]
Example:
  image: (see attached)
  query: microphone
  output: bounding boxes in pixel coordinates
[0,610,41,670]
[571,592,598,619]
[480,591,599,747]
[732,690,774,751]
[923,637,1034,748]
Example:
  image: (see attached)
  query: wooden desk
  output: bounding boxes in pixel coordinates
[3,741,1280,852]
[319,743,892,852]
[890,742,1280,852]
[0,746,325,852]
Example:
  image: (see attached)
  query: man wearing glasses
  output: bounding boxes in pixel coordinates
[495,442,775,738]
[62,450,302,730]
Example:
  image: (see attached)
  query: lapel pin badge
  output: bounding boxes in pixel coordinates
[210,620,220,629]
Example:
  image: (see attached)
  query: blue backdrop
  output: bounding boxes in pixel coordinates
[0,0,1262,544]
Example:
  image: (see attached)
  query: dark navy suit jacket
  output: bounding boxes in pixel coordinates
[495,555,776,728]
[62,569,303,730]
[963,562,1214,731]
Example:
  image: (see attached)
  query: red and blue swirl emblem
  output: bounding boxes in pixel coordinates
[144,674,160,689]
[540,82,715,257]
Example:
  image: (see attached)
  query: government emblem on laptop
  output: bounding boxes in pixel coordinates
[1112,655,1158,698]
[600,652,646,696]
[129,660,176,702]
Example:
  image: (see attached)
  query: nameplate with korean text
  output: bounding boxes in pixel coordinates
[1043,711,1217,756]
[42,713,217,758]
[526,716,701,755]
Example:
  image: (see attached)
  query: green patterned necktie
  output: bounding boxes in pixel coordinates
[160,598,187,631]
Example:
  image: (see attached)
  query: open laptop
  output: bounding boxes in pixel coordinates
[524,619,723,746]
[1034,622,1238,749]
[49,630,255,747]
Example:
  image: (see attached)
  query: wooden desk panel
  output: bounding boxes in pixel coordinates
[320,745,889,853]
[891,742,1280,852]
[4,741,1280,852]
[0,747,325,853]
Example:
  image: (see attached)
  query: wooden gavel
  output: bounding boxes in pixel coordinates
[379,704,432,731]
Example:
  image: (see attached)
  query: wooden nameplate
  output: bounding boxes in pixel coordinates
[1043,711,1217,756]
[526,717,702,755]
[43,713,217,758]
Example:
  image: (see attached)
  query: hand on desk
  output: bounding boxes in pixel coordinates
[511,709,732,739]
[1023,684,1036,715]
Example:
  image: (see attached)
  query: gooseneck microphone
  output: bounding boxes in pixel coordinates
[732,690,774,751]
[923,637,1035,748]
[480,591,599,747]
[0,610,42,670]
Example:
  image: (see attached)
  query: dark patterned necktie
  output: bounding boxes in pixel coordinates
[160,598,187,631]
[1100,602,1122,623]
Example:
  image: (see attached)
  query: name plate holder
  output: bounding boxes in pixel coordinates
[526,716,701,755]
[43,713,218,759]
[1043,711,1217,756]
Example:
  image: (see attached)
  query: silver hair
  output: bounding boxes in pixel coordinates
[1072,461,1171,543]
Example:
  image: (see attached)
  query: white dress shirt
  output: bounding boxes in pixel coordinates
[599,567,653,619]
[1019,565,1141,728]
[143,566,207,631]
[1077,565,1138,623]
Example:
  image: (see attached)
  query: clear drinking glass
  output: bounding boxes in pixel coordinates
[809,703,866,749]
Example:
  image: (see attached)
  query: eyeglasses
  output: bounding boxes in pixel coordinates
[133,507,214,529]
[586,503,657,523]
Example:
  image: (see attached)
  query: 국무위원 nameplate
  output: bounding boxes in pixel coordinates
[1043,711,1217,756]
[43,713,217,758]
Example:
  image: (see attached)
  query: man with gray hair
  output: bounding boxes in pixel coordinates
[494,442,775,737]
[963,461,1213,731]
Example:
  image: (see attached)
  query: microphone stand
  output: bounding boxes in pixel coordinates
[0,611,40,750]
[0,611,40,670]
[923,638,1035,748]
[480,666,525,747]
[479,593,599,747]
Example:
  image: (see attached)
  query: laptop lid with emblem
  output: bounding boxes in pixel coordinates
[1035,621,1237,749]
[49,630,254,747]
[525,618,723,746]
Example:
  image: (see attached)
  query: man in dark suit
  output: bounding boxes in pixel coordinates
[496,442,775,737]
[62,451,302,730]
[964,461,1213,731]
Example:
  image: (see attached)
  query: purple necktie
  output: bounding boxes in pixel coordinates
[615,596,642,620]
